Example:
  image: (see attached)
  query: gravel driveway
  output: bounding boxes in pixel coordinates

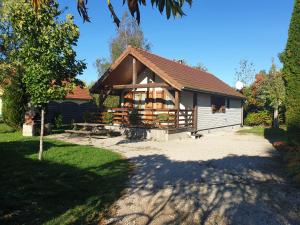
[51,130,300,225]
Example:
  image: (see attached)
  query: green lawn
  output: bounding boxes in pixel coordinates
[0,123,16,133]
[237,126,287,142]
[237,126,299,146]
[0,123,129,225]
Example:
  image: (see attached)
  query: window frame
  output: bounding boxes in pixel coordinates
[211,95,226,113]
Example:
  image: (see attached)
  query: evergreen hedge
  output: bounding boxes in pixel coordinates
[281,0,300,132]
[2,78,27,129]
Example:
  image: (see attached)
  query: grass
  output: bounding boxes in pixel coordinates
[237,126,299,146]
[237,126,288,143]
[0,123,16,133]
[0,123,129,225]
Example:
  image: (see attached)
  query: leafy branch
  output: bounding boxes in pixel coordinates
[32,0,193,26]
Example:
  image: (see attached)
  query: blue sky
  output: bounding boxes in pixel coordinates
[59,0,294,86]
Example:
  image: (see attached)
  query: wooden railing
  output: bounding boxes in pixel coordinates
[94,108,195,130]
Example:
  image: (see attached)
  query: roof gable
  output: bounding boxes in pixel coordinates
[92,46,245,99]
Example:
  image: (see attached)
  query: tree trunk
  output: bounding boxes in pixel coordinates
[38,108,45,161]
[273,107,279,128]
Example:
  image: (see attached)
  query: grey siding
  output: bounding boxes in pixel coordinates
[197,93,242,130]
[180,91,193,110]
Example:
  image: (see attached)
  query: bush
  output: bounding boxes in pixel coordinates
[83,111,93,123]
[129,109,141,126]
[244,110,272,126]
[2,78,27,129]
[103,112,113,124]
[157,113,169,122]
[103,95,119,108]
[54,114,63,129]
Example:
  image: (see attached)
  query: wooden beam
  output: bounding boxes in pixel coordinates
[193,92,197,107]
[132,58,137,85]
[174,90,180,109]
[174,90,180,128]
[113,83,170,90]
[193,93,198,129]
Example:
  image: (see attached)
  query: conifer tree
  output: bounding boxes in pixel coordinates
[280,0,300,132]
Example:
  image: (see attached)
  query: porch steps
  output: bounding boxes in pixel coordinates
[188,131,202,139]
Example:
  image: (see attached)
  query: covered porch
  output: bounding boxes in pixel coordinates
[99,107,195,130]
[90,49,197,131]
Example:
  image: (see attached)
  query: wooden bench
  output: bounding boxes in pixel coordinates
[65,130,92,135]
[65,130,93,144]
[65,123,114,145]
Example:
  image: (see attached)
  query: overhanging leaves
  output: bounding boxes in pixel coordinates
[32,0,192,26]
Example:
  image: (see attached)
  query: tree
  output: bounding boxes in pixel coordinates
[93,12,150,107]
[243,73,266,114]
[194,62,208,72]
[0,0,17,86]
[33,0,193,26]
[1,0,29,126]
[110,12,151,62]
[95,12,151,79]
[280,0,300,133]
[95,58,110,78]
[257,62,285,128]
[2,0,86,160]
[234,59,256,86]
[2,75,27,129]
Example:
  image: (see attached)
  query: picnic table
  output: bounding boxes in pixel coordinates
[65,123,108,144]
[74,123,106,130]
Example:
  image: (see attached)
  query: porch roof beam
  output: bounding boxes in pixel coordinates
[112,82,170,90]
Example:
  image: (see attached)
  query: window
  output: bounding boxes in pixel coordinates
[211,96,226,113]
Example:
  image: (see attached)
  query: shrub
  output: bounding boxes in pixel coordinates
[157,113,169,122]
[83,111,92,123]
[244,110,272,126]
[129,109,141,126]
[54,114,63,129]
[103,112,113,124]
[70,119,75,128]
[103,95,119,108]
[2,78,27,129]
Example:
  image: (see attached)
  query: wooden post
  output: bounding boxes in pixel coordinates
[175,90,180,128]
[120,90,126,107]
[175,90,180,109]
[132,58,137,85]
[132,58,137,110]
[193,93,198,130]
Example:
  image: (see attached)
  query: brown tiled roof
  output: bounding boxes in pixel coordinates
[93,46,244,99]
[65,85,92,100]
[130,47,244,98]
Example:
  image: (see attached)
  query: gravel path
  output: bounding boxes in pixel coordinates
[50,130,300,225]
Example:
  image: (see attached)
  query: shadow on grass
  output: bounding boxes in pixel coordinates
[264,127,288,144]
[0,139,129,225]
[264,127,300,146]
